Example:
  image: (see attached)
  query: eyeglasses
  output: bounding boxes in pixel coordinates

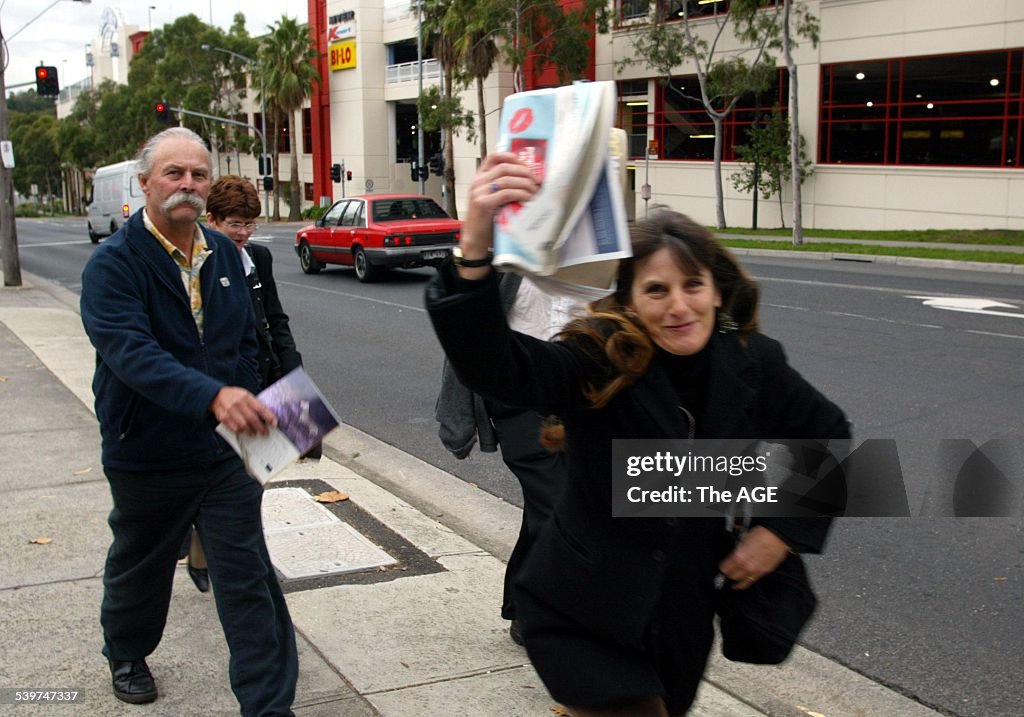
[226,221,260,233]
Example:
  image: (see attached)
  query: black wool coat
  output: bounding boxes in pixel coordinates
[426,264,851,651]
[246,243,303,388]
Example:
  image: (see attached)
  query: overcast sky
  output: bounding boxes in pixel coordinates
[3,0,309,95]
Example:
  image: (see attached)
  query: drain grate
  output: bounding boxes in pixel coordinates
[263,487,396,580]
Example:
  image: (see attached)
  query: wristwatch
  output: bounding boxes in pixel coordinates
[452,246,493,268]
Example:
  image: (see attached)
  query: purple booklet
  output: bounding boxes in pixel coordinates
[217,368,341,483]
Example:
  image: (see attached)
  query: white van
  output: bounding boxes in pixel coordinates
[87,160,146,243]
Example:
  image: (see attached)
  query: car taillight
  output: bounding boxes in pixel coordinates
[384,235,396,247]
[455,231,460,241]
[122,203,130,218]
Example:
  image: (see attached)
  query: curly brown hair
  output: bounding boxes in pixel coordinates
[559,208,760,409]
[205,175,261,222]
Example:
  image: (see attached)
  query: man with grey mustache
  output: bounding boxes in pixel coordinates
[80,127,298,715]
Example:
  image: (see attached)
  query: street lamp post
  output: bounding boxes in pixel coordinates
[1,0,93,287]
[201,44,269,223]
[148,6,156,32]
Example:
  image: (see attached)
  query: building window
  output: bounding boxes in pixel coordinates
[643,71,786,162]
[617,80,651,159]
[255,112,291,154]
[819,49,1023,167]
[304,182,314,201]
[658,0,777,21]
[302,108,313,155]
[620,0,650,22]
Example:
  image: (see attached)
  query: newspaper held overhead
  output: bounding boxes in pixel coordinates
[493,81,632,300]
[216,367,342,485]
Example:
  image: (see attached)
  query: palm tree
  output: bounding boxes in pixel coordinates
[259,17,319,221]
[460,29,499,159]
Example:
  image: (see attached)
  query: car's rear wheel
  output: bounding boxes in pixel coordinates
[353,246,381,283]
[299,241,321,274]
[88,222,100,244]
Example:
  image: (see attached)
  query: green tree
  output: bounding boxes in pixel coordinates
[730,106,811,227]
[419,0,610,216]
[624,0,784,229]
[419,0,473,217]
[6,90,54,114]
[259,16,319,221]
[461,29,499,159]
[10,112,61,210]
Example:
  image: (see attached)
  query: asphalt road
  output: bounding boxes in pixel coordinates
[12,217,1024,717]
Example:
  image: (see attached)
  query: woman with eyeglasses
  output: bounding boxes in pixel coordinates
[179,175,313,593]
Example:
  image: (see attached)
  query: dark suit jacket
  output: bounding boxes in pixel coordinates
[427,264,851,651]
[247,243,302,388]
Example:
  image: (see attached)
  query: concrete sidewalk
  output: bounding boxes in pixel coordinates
[0,272,945,717]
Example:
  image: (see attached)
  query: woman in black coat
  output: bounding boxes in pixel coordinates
[426,153,850,717]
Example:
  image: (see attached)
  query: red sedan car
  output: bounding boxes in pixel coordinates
[294,194,461,282]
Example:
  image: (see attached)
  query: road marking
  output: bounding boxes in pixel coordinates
[907,295,1024,319]
[759,275,1023,306]
[18,240,93,248]
[826,311,942,329]
[278,280,425,313]
[763,303,809,311]
[967,330,1024,340]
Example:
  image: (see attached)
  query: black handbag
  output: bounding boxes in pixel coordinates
[716,550,817,664]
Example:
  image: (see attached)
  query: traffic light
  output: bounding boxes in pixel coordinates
[330,163,341,183]
[419,166,429,181]
[428,152,444,176]
[346,170,352,182]
[35,66,59,96]
[155,101,172,124]
[410,161,419,182]
[263,176,274,191]
[258,155,272,175]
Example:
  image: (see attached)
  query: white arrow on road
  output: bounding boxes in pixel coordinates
[908,296,1024,319]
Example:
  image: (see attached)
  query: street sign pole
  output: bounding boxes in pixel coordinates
[0,18,23,287]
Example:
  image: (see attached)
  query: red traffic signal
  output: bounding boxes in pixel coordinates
[155,101,172,124]
[35,65,60,96]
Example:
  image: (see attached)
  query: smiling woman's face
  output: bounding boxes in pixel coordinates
[628,247,721,356]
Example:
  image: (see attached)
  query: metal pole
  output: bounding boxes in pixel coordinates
[0,18,24,286]
[416,0,425,195]
[259,77,268,223]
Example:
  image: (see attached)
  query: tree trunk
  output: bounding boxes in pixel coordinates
[272,115,282,222]
[784,0,804,246]
[288,108,302,221]
[477,76,487,159]
[444,65,458,219]
[713,115,726,230]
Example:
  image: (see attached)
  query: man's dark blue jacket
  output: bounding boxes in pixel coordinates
[81,210,260,471]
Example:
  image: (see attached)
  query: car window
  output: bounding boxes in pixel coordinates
[340,201,361,227]
[352,201,366,227]
[372,198,450,222]
[323,201,348,226]
[130,175,144,197]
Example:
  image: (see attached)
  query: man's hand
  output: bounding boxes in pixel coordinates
[210,387,277,436]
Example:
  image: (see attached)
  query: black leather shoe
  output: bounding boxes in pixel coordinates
[109,658,158,704]
[187,563,210,593]
[509,619,525,647]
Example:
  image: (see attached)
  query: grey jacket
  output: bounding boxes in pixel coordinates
[434,272,522,458]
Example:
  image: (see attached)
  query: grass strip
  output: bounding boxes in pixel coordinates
[719,227,1024,246]
[720,239,1024,265]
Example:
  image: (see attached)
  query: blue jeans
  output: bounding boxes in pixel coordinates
[101,458,297,717]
